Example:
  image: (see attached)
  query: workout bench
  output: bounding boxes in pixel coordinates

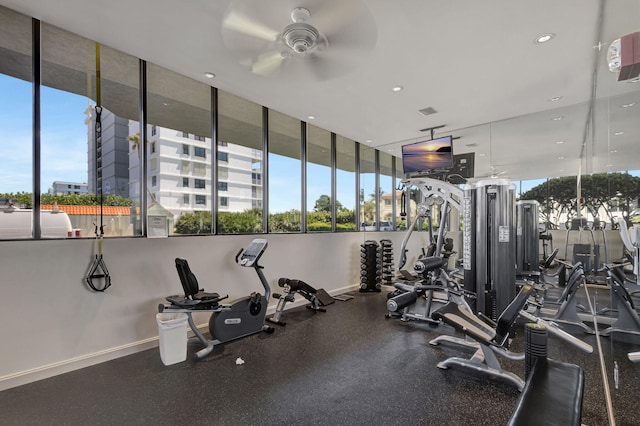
[267,277,334,326]
[507,358,584,426]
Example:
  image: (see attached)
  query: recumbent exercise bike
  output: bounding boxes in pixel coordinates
[159,238,275,360]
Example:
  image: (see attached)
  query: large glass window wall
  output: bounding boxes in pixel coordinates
[9,4,638,240]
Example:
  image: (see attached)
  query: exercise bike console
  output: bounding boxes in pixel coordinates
[236,238,268,267]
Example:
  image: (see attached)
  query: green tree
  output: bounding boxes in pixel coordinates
[0,192,133,208]
[521,173,640,228]
[174,211,211,234]
[313,194,343,212]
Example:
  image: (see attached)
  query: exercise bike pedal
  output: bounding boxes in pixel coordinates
[272,293,282,299]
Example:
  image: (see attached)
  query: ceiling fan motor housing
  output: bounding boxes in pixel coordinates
[282,22,319,54]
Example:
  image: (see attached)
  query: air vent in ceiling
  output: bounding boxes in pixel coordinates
[418,107,438,116]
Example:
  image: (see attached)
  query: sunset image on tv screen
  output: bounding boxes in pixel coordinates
[401,137,452,173]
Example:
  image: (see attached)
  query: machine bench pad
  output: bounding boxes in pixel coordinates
[507,358,584,426]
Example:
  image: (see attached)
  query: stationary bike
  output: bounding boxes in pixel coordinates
[160,238,275,359]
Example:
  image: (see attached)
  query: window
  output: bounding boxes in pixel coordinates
[183,194,190,204]
[193,162,206,176]
[182,131,189,138]
[336,136,357,232]
[151,175,157,187]
[220,196,228,207]
[194,135,205,141]
[360,145,376,231]
[218,141,228,147]
[268,110,301,233]
[151,125,157,136]
[194,146,206,158]
[218,166,229,179]
[183,177,189,187]
[195,195,206,205]
[181,160,190,173]
[379,152,395,231]
[150,142,156,153]
[194,179,205,189]
[182,144,190,155]
[0,6,32,240]
[307,124,332,232]
[218,182,228,191]
[217,91,263,233]
[252,172,261,185]
[149,158,158,171]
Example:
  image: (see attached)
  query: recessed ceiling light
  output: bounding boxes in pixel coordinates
[614,131,624,136]
[555,140,564,144]
[204,72,215,79]
[307,115,316,120]
[610,149,618,153]
[535,33,555,43]
[552,116,564,121]
[549,96,563,102]
[365,139,372,143]
[392,86,403,92]
[606,164,613,167]
[478,153,486,157]
[558,156,565,160]
[621,102,636,108]
[162,102,169,106]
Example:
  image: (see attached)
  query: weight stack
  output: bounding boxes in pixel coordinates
[380,239,394,286]
[524,323,548,379]
[360,240,382,292]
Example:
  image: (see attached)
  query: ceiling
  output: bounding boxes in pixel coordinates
[1,0,639,181]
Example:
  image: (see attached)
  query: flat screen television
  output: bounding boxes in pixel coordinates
[401,135,453,174]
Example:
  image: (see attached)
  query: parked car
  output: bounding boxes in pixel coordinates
[363,221,393,231]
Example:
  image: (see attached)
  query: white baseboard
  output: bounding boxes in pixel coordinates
[0,337,159,392]
[0,284,359,392]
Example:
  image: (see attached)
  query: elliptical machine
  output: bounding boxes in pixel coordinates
[160,238,275,360]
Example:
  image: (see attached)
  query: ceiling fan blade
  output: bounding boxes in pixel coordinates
[222,9,281,42]
[306,0,369,37]
[251,50,287,75]
[322,20,377,57]
[302,51,361,81]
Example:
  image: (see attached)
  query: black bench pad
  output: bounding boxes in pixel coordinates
[507,358,584,426]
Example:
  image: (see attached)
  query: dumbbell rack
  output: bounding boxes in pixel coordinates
[380,239,394,286]
[360,240,382,292]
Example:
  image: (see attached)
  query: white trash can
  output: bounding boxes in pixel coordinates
[156,312,188,366]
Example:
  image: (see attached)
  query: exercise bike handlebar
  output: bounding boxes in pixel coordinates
[235,248,244,264]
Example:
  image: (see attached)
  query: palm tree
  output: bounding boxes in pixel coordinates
[127,132,156,203]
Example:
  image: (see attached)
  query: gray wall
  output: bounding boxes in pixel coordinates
[0,231,428,390]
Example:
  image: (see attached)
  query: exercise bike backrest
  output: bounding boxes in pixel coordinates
[235,238,268,267]
[175,257,201,298]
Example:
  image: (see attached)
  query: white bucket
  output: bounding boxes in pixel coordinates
[156,313,188,365]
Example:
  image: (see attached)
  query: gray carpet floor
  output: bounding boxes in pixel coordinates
[1,287,638,425]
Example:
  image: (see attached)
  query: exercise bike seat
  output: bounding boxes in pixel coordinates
[169,258,225,309]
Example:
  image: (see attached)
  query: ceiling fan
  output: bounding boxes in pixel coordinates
[221,0,377,80]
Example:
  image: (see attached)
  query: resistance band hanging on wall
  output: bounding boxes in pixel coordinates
[85,42,112,292]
